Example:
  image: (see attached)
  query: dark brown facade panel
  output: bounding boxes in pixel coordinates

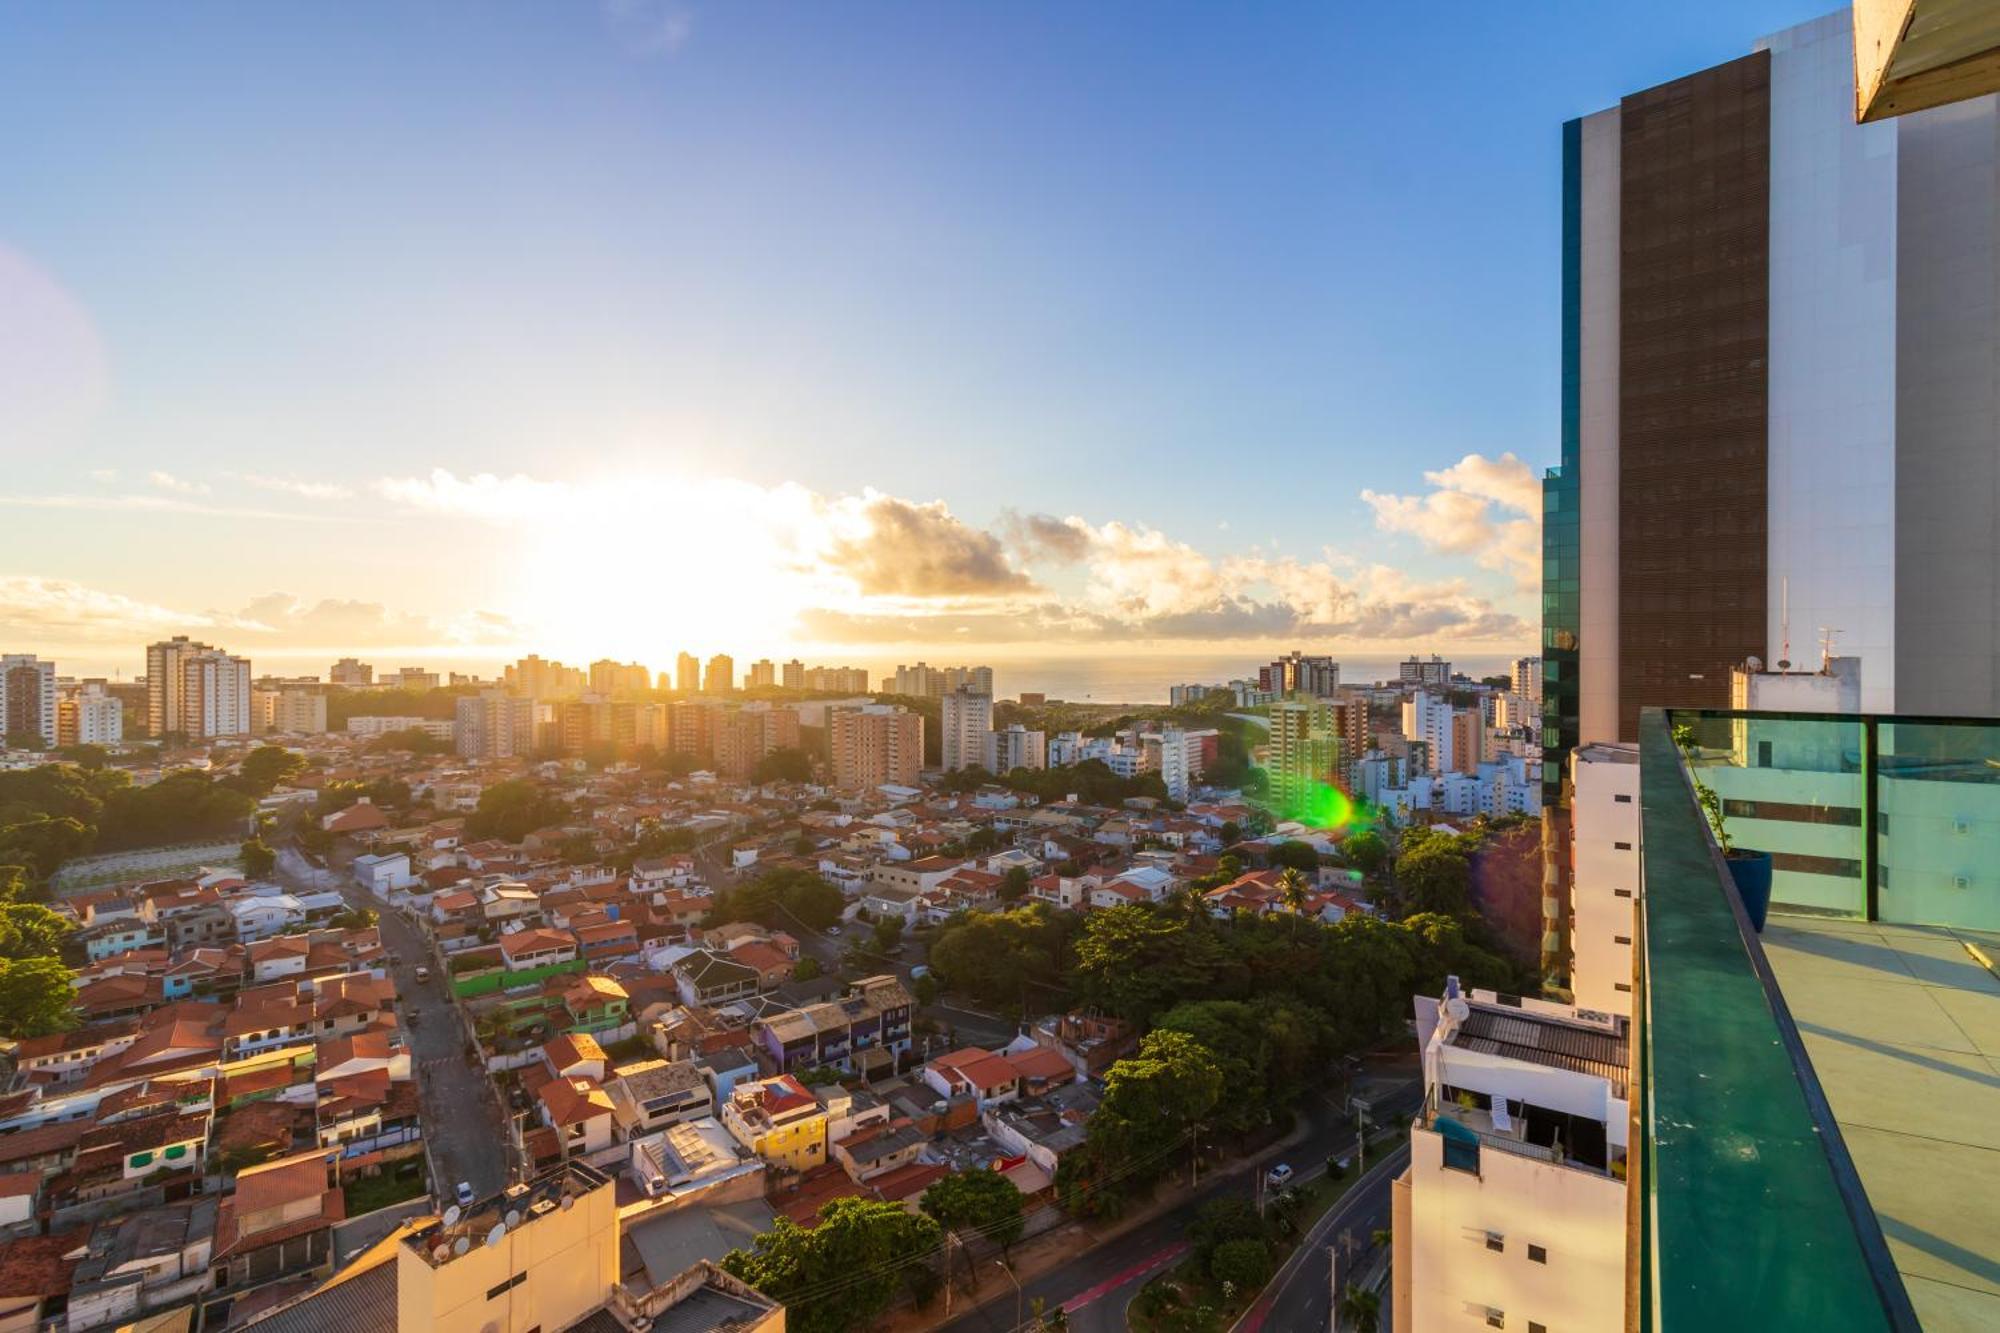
[1617,50,1771,741]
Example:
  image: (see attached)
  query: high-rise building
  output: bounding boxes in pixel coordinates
[1400,690,1455,777]
[828,706,924,791]
[455,690,534,760]
[381,667,439,690]
[146,636,209,735]
[252,688,328,734]
[1268,697,1338,816]
[1512,656,1543,707]
[559,697,638,756]
[715,705,802,780]
[939,687,993,773]
[781,659,805,690]
[1398,655,1451,688]
[180,650,252,738]
[588,659,651,697]
[746,659,776,690]
[329,657,373,687]
[505,655,585,700]
[704,654,735,695]
[675,653,700,694]
[1258,652,1340,697]
[802,665,870,693]
[889,662,994,700]
[983,724,1047,775]
[0,655,58,748]
[667,700,725,762]
[1543,12,2000,799]
[56,681,123,747]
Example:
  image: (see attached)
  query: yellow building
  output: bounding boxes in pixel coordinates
[719,1075,828,1174]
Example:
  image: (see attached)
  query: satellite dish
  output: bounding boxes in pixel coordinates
[442,1204,461,1227]
[504,1209,522,1229]
[452,1237,470,1257]
[560,1194,574,1211]
[485,1223,507,1248]
[431,1244,451,1262]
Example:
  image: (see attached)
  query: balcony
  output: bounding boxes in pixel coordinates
[1638,707,2000,1329]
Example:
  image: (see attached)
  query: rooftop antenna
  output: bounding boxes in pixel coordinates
[1778,576,1792,671]
[1818,626,1841,673]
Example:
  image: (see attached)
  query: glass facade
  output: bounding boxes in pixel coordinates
[1542,117,1582,805]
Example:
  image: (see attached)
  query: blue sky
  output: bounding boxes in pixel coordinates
[0,1,1838,674]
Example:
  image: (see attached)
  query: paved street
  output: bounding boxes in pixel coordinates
[938,1079,1420,1333]
[280,847,513,1203]
[1235,1143,1405,1333]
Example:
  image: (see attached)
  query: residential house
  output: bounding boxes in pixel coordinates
[603,1059,714,1137]
[211,1149,343,1290]
[500,928,577,973]
[719,1076,827,1174]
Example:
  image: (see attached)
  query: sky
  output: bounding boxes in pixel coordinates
[0,1,1840,679]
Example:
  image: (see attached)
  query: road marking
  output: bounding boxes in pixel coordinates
[1062,1241,1189,1312]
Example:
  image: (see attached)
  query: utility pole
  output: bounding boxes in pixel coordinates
[1328,1244,1339,1333]
[943,1230,956,1320]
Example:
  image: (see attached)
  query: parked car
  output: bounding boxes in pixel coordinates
[455,1181,475,1207]
[825,925,842,937]
[1265,1163,1295,1189]
[415,965,432,983]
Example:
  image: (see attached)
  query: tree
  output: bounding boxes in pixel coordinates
[999,865,1032,902]
[1072,905,1226,1027]
[3,731,47,752]
[912,972,939,1006]
[234,745,306,796]
[1209,1237,1272,1289]
[0,815,93,885]
[920,1169,1025,1267]
[1187,1196,1265,1269]
[1277,867,1310,938]
[965,826,1000,854]
[753,747,814,785]
[1341,829,1389,877]
[465,779,571,842]
[1272,840,1319,873]
[1219,820,1241,845]
[0,956,77,1037]
[0,903,69,960]
[558,832,600,865]
[1073,1030,1224,1207]
[239,838,276,878]
[927,905,1081,1014]
[708,868,847,933]
[721,1197,942,1333]
[54,744,109,770]
[1341,1284,1382,1333]
[365,727,452,756]
[872,915,905,956]
[1393,836,1471,917]
[792,957,823,983]
[329,907,378,931]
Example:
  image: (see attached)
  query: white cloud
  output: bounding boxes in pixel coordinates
[148,470,210,495]
[602,0,694,57]
[373,468,570,520]
[228,472,354,501]
[0,492,361,523]
[1361,451,1541,588]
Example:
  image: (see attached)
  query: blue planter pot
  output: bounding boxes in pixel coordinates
[1726,850,1774,933]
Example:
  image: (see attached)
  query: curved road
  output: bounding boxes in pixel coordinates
[939,1082,1417,1333]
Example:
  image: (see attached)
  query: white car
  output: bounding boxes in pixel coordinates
[1265,1163,1294,1189]
[825,925,842,937]
[455,1181,475,1207]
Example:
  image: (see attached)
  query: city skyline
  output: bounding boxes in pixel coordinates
[1,1,1839,670]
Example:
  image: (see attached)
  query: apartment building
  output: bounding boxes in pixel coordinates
[828,705,924,791]
[704,653,735,694]
[57,681,123,746]
[675,651,700,693]
[252,688,327,735]
[1394,980,1630,1333]
[939,686,992,773]
[984,723,1046,774]
[180,649,252,738]
[1568,743,1639,1016]
[454,690,534,760]
[0,654,58,748]
[1268,697,1337,817]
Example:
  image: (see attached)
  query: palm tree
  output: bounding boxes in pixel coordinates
[1370,1226,1393,1252]
[1277,867,1310,938]
[1340,1283,1381,1333]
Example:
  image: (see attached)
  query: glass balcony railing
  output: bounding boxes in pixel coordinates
[1636,707,1919,1331]
[1669,707,2000,929]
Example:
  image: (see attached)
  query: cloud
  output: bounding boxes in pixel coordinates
[824,493,1034,598]
[1002,511,1094,564]
[148,470,210,495]
[1361,451,1541,588]
[0,576,230,645]
[373,468,568,519]
[602,0,694,57]
[228,472,354,501]
[0,492,363,523]
[231,593,524,649]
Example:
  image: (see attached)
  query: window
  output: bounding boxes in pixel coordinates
[131,1151,154,1168]
[486,1272,526,1300]
[1614,888,1632,898]
[1485,1233,1505,1252]
[1614,793,1632,804]
[1614,982,1632,993]
[1486,1312,1505,1329]
[1530,1324,1548,1333]
[1528,1244,1547,1264]
[1614,935,1631,945]
[1613,841,1632,850]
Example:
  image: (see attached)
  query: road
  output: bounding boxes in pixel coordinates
[937,1080,1419,1333]
[1235,1143,1405,1333]
[279,847,513,1204]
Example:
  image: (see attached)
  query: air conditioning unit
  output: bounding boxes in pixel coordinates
[1953,875,1973,891]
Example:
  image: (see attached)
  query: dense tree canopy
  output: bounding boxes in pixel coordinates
[926,904,1081,1014]
[464,779,572,842]
[1393,830,1474,917]
[1059,1030,1222,1214]
[722,1196,942,1333]
[0,956,77,1038]
[0,903,69,961]
[707,867,846,932]
[239,838,277,878]
[920,1169,1024,1261]
[231,745,306,797]
[752,747,814,784]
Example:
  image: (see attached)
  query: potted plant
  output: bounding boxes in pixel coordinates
[1675,725,1773,931]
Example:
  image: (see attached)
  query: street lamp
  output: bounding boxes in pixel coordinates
[995,1259,1022,1330]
